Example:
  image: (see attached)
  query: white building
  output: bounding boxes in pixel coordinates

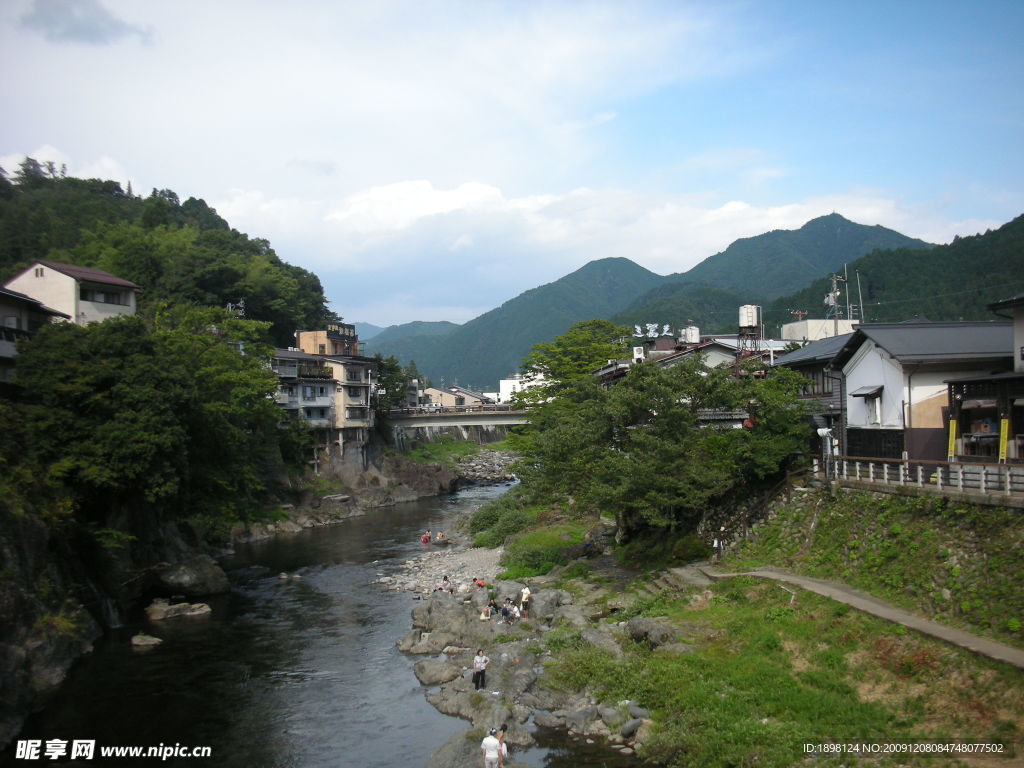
[3,261,141,326]
[781,318,857,342]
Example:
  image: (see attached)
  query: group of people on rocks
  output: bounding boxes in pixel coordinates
[479,583,530,625]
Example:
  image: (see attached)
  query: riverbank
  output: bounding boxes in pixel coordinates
[387,539,649,768]
[400,485,1024,768]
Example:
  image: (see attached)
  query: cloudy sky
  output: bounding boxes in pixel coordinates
[2,1,1022,326]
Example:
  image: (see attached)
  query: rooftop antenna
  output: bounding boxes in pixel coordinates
[824,273,847,337]
[855,269,866,323]
[844,264,852,321]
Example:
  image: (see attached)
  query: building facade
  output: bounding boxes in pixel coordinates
[4,261,141,326]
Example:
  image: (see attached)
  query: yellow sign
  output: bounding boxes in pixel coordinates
[999,418,1009,462]
[947,418,957,461]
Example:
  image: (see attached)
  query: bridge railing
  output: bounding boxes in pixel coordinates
[388,404,523,416]
[816,455,1024,498]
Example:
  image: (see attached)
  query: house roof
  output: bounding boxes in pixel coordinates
[36,260,143,291]
[272,348,321,361]
[773,333,853,368]
[829,322,1012,369]
[654,340,738,368]
[987,292,1024,312]
[0,286,71,318]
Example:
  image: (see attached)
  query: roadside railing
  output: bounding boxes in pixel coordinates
[816,455,1024,498]
[388,404,523,416]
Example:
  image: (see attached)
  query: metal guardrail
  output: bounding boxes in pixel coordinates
[387,405,523,416]
[817,456,1024,497]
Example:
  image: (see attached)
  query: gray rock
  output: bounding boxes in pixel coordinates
[155,555,230,597]
[413,659,463,686]
[563,706,599,733]
[532,711,564,728]
[619,718,643,737]
[628,704,650,719]
[598,706,621,727]
[626,617,677,649]
[131,633,162,648]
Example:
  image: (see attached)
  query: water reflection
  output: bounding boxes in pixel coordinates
[6,484,635,768]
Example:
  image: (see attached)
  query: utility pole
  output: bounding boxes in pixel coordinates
[825,273,847,337]
[856,269,865,323]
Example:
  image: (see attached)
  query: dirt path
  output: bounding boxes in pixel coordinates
[698,565,1024,669]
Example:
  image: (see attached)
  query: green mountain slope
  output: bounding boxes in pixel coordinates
[610,281,748,334]
[616,213,934,335]
[368,258,664,389]
[766,214,1024,329]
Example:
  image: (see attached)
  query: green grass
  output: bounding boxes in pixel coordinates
[545,576,1023,768]
[498,522,587,579]
[404,437,482,468]
[469,488,540,548]
[729,490,1024,647]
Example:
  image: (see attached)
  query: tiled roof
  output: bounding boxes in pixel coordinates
[38,260,142,290]
[773,333,853,367]
[831,322,1012,368]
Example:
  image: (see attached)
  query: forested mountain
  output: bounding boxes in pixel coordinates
[610,281,747,334]
[614,213,934,333]
[365,215,935,388]
[366,258,663,389]
[766,214,1024,329]
[672,213,933,299]
[353,322,386,340]
[0,159,334,346]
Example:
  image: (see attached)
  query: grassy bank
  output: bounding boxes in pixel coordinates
[728,489,1024,648]
[542,575,1022,767]
[468,485,1024,766]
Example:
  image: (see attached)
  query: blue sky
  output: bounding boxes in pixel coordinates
[2,0,1022,326]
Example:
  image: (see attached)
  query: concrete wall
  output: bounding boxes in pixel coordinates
[390,424,511,451]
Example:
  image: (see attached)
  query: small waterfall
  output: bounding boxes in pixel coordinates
[85,579,123,629]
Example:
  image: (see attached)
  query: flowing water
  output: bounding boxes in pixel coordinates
[7,485,637,768]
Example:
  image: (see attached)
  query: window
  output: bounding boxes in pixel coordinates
[80,288,125,305]
[34,267,44,277]
[318,386,326,396]
[348,386,361,398]
[318,344,326,354]
[302,385,316,400]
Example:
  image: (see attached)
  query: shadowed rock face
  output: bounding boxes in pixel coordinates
[155,554,230,598]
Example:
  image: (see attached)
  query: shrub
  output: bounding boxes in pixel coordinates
[500,525,584,576]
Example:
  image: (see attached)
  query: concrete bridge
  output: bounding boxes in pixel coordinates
[386,405,528,429]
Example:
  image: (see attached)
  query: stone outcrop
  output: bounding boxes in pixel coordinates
[454,451,517,486]
[144,598,212,621]
[154,554,230,598]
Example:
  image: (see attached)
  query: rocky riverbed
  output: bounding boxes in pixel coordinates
[378,542,650,768]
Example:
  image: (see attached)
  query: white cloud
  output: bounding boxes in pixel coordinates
[324,181,504,234]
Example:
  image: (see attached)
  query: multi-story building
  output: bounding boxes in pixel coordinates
[270,349,337,429]
[4,260,141,326]
[290,325,379,455]
[0,286,70,383]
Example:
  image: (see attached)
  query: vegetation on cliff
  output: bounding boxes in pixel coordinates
[1,307,308,537]
[0,160,335,346]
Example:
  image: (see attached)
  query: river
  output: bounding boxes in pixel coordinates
[6,485,637,768]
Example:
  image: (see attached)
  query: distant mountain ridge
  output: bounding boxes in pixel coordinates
[365,258,662,388]
[361,213,1015,391]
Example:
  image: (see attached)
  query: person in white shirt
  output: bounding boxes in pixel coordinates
[481,727,502,768]
[520,583,531,618]
[472,648,490,690]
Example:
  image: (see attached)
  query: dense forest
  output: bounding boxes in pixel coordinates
[0,159,335,346]
[765,214,1024,327]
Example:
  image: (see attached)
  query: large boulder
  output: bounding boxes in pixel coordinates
[626,617,677,649]
[155,555,229,597]
[413,659,463,686]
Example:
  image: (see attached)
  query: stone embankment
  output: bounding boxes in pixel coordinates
[453,450,517,486]
[378,545,649,768]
